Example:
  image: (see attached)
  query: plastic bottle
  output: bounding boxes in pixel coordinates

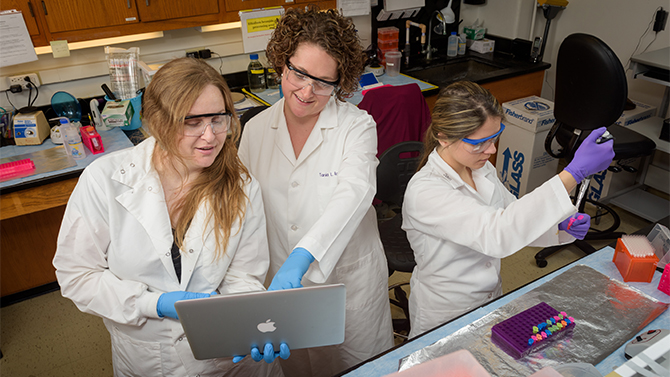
[447,32,458,57]
[247,54,266,93]
[60,118,86,160]
[458,33,467,55]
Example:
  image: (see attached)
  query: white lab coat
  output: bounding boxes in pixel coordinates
[402,149,577,338]
[238,97,393,375]
[53,138,280,377]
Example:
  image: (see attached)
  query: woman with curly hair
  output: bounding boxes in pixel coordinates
[238,6,393,376]
[54,58,285,376]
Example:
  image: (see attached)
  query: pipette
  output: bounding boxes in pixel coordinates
[571,129,615,219]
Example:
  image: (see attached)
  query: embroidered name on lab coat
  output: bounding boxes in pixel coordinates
[319,171,338,177]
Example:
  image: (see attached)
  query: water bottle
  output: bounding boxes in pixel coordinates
[458,33,467,55]
[447,32,458,57]
[60,118,86,160]
[247,54,266,93]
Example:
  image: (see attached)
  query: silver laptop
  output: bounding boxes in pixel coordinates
[175,284,346,360]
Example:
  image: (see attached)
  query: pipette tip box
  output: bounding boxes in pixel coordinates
[612,235,658,283]
[0,158,35,180]
[491,302,575,359]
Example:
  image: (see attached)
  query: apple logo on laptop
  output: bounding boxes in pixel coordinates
[257,319,277,333]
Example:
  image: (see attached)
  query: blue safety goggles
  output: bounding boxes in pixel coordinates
[461,123,505,153]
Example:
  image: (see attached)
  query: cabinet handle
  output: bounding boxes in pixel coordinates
[146,0,149,6]
[127,0,131,8]
[27,2,35,17]
[41,1,47,15]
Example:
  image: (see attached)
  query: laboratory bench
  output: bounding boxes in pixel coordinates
[0,127,144,304]
[337,217,670,377]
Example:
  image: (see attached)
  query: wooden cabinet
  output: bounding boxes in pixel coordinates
[136,0,219,22]
[0,0,47,46]
[7,0,336,47]
[224,0,295,13]
[39,0,140,33]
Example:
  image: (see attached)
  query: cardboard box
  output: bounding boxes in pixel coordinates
[497,96,558,198]
[467,38,495,53]
[615,100,657,127]
[101,100,134,128]
[502,96,556,133]
[496,123,559,198]
[463,26,486,40]
[584,158,641,201]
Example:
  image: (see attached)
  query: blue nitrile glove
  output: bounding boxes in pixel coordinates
[268,248,315,291]
[156,291,211,319]
[564,127,615,183]
[232,342,290,364]
[558,213,591,240]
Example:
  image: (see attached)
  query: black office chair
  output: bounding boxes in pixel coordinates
[376,141,424,340]
[534,33,656,268]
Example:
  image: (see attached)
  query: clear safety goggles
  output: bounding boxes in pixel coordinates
[461,123,505,153]
[182,112,231,137]
[284,60,339,96]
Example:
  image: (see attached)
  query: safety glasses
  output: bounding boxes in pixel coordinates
[182,112,232,137]
[461,123,505,153]
[284,60,339,96]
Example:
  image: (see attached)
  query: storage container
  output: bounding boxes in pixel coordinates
[378,38,399,50]
[377,26,399,41]
[613,236,659,282]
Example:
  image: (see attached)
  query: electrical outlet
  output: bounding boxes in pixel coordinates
[7,73,40,89]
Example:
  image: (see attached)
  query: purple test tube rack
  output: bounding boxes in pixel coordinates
[491,302,575,359]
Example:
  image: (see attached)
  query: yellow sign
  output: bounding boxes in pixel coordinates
[239,7,284,53]
[246,16,280,33]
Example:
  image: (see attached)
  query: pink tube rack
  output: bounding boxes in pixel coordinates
[0,158,35,180]
[491,302,575,359]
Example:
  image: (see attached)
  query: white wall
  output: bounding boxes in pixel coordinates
[0,26,260,110]
[461,0,670,117]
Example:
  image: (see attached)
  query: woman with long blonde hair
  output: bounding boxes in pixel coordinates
[54,58,285,376]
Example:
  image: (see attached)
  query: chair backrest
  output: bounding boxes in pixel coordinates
[545,33,628,159]
[376,141,425,206]
[554,33,627,129]
[358,83,431,157]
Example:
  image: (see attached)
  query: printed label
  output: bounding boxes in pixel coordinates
[500,147,525,198]
[587,169,608,201]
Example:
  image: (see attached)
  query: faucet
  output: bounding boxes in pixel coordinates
[425,10,444,61]
[404,20,426,65]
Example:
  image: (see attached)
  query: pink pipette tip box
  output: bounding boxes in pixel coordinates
[0,158,35,180]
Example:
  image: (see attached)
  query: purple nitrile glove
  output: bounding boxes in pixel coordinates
[564,127,615,183]
[268,248,315,291]
[558,213,591,240]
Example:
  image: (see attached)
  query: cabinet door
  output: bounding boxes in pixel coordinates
[224,0,295,13]
[136,0,219,22]
[39,0,139,33]
[1,0,41,37]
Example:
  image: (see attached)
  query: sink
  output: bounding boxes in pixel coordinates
[405,57,510,87]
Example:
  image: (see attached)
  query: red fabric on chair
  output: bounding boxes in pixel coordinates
[358,83,432,157]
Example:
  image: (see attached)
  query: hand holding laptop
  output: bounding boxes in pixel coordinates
[268,248,315,290]
[157,291,213,319]
[233,342,291,364]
